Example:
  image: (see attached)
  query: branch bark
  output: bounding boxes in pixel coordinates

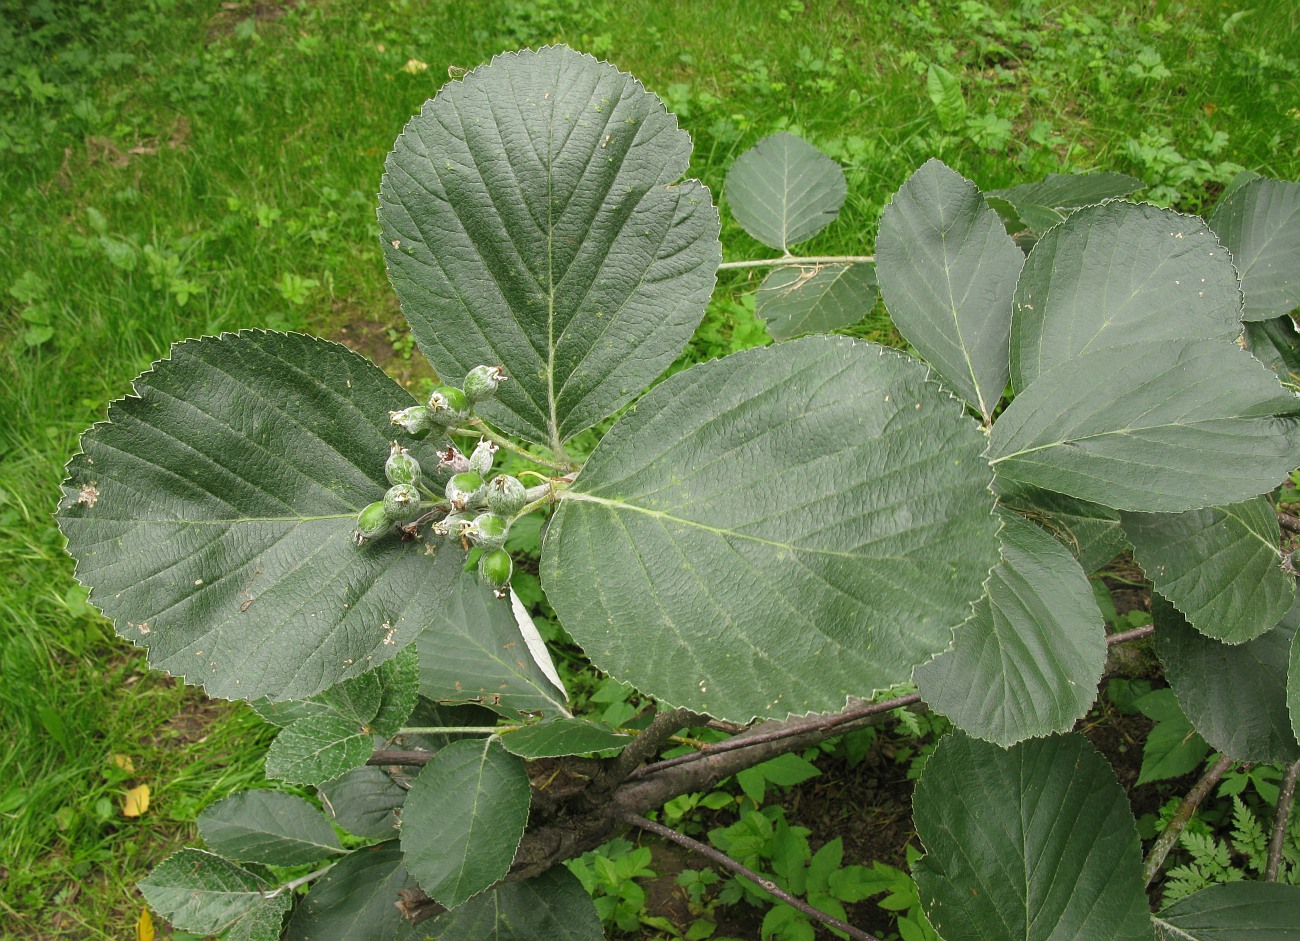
[1142,753,1235,886]
[622,812,876,941]
[1266,759,1300,882]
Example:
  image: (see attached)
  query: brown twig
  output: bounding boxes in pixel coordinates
[1143,754,1235,885]
[1106,624,1154,645]
[1277,512,1300,535]
[1266,759,1300,881]
[367,749,434,766]
[621,812,875,941]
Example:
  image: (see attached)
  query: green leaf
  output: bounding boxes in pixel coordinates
[400,737,531,908]
[417,574,569,719]
[1009,201,1242,391]
[1245,315,1300,384]
[250,697,334,728]
[1131,688,1210,786]
[925,64,966,132]
[139,849,291,938]
[317,667,383,726]
[264,714,375,786]
[995,484,1126,572]
[283,841,422,941]
[987,339,1300,512]
[755,262,878,341]
[371,647,421,737]
[735,753,820,804]
[916,512,1106,745]
[986,172,1145,234]
[1207,177,1300,321]
[877,159,1024,422]
[378,46,721,449]
[1153,882,1300,939]
[57,331,463,703]
[223,896,292,941]
[498,718,631,758]
[542,336,999,721]
[724,131,846,252]
[426,866,604,940]
[318,766,406,840]
[1292,624,1300,748]
[1155,595,1300,762]
[912,732,1152,941]
[1121,497,1292,643]
[197,791,344,866]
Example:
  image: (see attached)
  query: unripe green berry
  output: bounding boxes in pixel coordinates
[390,405,435,439]
[468,438,498,476]
[485,474,527,517]
[463,364,507,404]
[470,512,510,552]
[478,548,513,596]
[353,500,391,545]
[445,471,484,511]
[383,483,422,522]
[385,443,421,486]
[428,385,469,426]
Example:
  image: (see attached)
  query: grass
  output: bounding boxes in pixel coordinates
[1,0,1298,935]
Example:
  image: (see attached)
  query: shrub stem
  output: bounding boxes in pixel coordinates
[1266,759,1300,881]
[1142,753,1235,886]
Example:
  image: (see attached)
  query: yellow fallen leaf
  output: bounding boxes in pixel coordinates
[123,784,149,817]
[137,906,154,941]
[112,754,134,773]
[402,58,429,75]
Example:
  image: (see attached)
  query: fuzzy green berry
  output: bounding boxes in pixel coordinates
[445,471,484,511]
[468,438,498,476]
[470,512,510,552]
[385,443,421,486]
[390,405,435,439]
[463,365,507,404]
[478,548,513,596]
[353,500,391,545]
[383,483,422,522]
[485,474,527,517]
[428,385,469,426]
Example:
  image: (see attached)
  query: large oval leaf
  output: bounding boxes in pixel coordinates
[916,512,1106,746]
[1154,882,1300,940]
[1121,497,1292,643]
[284,841,422,941]
[987,339,1300,512]
[57,331,462,703]
[1154,595,1300,763]
[1207,177,1300,321]
[417,575,569,718]
[542,335,999,721]
[400,737,531,909]
[379,46,721,449]
[912,732,1152,941]
[724,132,846,252]
[877,159,1024,422]
[995,483,1126,573]
[755,262,878,341]
[426,866,604,941]
[197,791,344,866]
[139,849,291,939]
[1009,200,1242,391]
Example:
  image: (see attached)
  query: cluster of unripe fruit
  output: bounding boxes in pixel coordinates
[352,365,523,597]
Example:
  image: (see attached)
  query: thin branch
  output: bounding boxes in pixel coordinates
[1106,624,1155,645]
[718,254,875,271]
[368,749,435,766]
[263,861,336,898]
[622,812,875,941]
[453,418,576,472]
[1278,512,1300,535]
[1143,753,1235,886]
[1266,759,1300,881]
[627,694,921,782]
[601,707,695,788]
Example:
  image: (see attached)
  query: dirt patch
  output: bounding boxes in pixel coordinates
[327,298,440,393]
[207,0,301,40]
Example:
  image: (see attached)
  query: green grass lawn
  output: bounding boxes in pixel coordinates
[2,0,1298,935]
